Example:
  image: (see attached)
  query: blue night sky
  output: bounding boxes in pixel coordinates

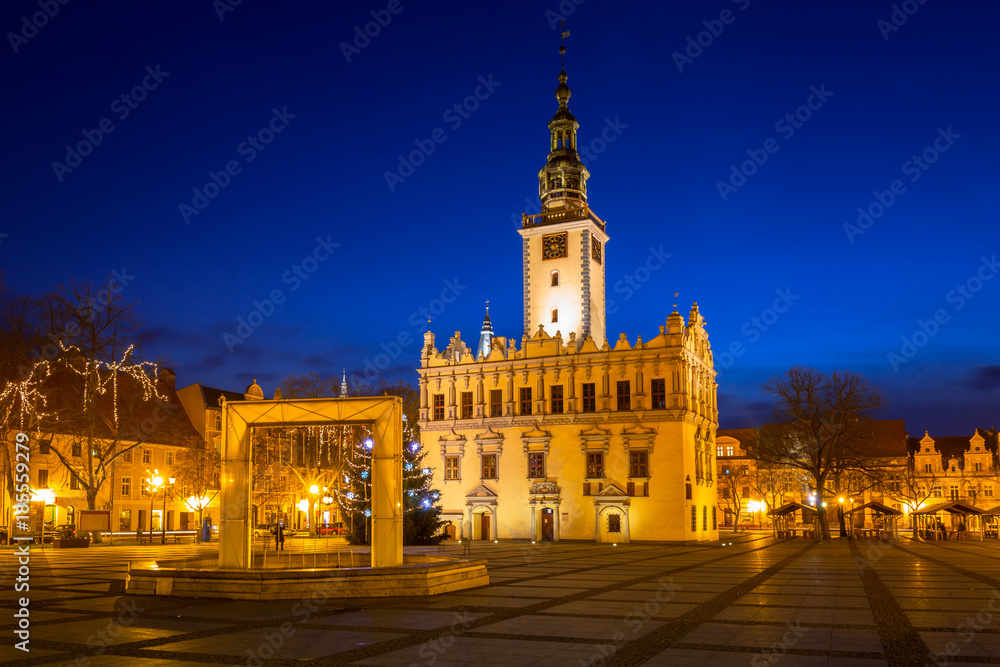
[2,1,998,436]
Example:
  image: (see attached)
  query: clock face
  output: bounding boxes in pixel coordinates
[543,233,567,260]
[591,234,602,264]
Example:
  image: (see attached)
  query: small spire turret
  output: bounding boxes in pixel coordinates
[476,300,494,359]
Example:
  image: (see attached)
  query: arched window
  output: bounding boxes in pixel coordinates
[551,309,558,323]
[550,271,559,287]
[66,505,75,526]
[214,413,222,430]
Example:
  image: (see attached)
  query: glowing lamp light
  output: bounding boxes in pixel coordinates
[821,502,828,507]
[31,488,56,504]
[152,475,163,487]
[309,484,320,494]
[297,499,309,512]
[838,498,845,503]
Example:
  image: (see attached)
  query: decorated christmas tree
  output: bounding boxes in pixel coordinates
[338,412,447,545]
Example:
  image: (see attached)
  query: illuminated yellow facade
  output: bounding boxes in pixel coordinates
[418,48,719,543]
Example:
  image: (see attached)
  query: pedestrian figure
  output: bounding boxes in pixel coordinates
[276,523,285,551]
[136,527,143,544]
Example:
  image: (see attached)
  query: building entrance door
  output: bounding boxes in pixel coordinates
[541,508,554,541]
[480,513,491,540]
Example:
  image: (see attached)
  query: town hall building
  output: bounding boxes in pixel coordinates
[417,45,719,543]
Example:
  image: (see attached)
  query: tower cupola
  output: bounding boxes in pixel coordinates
[539,44,590,211]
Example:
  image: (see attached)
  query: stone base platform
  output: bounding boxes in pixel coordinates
[125,553,489,600]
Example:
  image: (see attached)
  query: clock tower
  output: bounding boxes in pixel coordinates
[518,44,608,349]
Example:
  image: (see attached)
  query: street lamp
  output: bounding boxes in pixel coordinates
[160,476,175,545]
[146,470,163,539]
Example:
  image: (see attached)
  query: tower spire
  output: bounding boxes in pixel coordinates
[538,28,589,212]
[476,300,494,359]
[340,368,348,397]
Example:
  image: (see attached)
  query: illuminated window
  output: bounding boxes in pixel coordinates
[551,309,558,323]
[717,446,724,457]
[551,271,559,286]
[119,509,131,531]
[121,477,131,497]
[481,454,497,479]
[528,453,545,478]
[460,392,473,419]
[630,451,649,477]
[444,456,459,480]
[519,387,532,416]
[616,381,630,411]
[651,378,666,409]
[432,394,445,421]
[607,513,621,533]
[490,389,502,417]
[550,385,563,414]
[587,452,604,478]
[726,446,734,457]
[582,383,596,412]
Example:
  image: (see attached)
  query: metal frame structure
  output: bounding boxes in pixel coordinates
[219,397,403,569]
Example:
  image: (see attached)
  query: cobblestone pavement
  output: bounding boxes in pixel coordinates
[3,533,1000,666]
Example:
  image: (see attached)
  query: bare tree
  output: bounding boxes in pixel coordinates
[756,366,884,539]
[175,440,220,540]
[718,460,753,532]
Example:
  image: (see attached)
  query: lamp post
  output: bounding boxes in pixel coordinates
[146,470,163,538]
[161,476,175,545]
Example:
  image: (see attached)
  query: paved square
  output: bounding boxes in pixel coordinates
[4,535,1000,665]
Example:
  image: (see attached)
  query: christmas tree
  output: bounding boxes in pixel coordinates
[338,412,447,545]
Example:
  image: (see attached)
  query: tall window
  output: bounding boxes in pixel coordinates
[551,271,559,286]
[490,389,502,417]
[122,449,133,463]
[607,513,621,533]
[444,455,460,480]
[166,451,174,465]
[651,378,666,409]
[551,309,558,323]
[121,477,132,497]
[630,451,649,477]
[70,474,79,490]
[214,413,222,430]
[482,454,497,479]
[924,463,932,473]
[550,385,564,414]
[142,449,151,464]
[71,441,82,457]
[39,440,51,455]
[976,462,984,472]
[519,387,532,415]
[528,453,545,478]
[38,469,48,488]
[587,452,604,478]
[582,383,596,412]
[460,391,473,419]
[716,446,724,457]
[432,394,445,421]
[726,446,734,457]
[616,381,630,411]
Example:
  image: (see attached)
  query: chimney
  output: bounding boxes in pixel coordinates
[157,367,176,391]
